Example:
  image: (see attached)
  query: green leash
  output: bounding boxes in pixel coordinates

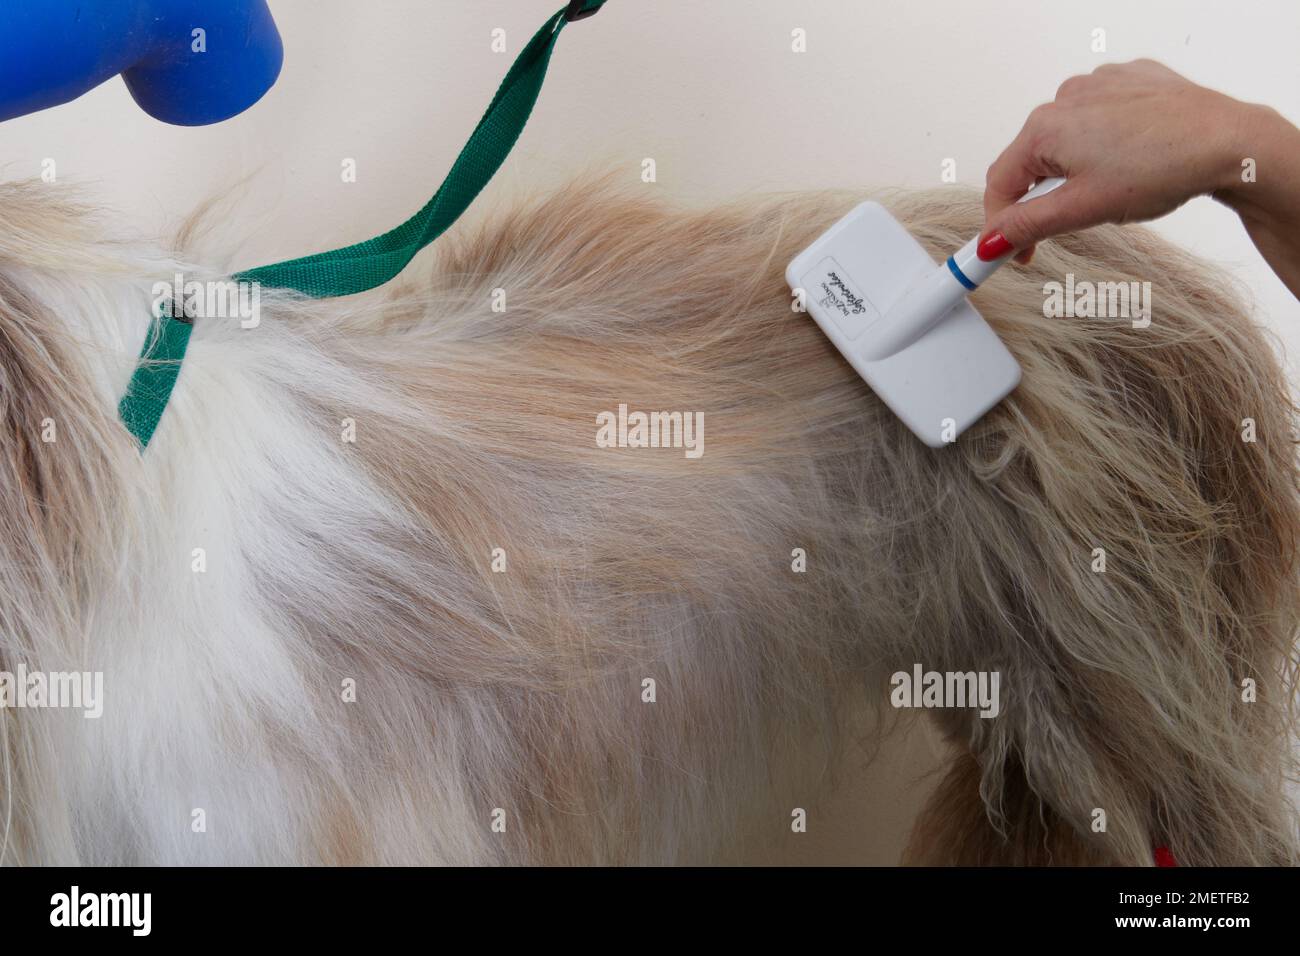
[118,0,606,448]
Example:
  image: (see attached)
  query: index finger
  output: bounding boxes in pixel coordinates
[984,104,1062,223]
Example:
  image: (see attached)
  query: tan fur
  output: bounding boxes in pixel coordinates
[0,175,1296,864]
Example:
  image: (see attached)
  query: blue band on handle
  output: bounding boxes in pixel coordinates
[946,255,978,292]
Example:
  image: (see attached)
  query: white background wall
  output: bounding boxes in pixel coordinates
[1,0,1296,862]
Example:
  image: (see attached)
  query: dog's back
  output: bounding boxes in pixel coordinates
[0,177,1296,864]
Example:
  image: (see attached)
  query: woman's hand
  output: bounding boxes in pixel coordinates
[980,59,1300,299]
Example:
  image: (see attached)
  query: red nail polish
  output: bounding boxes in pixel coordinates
[976,232,1014,261]
[1153,846,1178,867]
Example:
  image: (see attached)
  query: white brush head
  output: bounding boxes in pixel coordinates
[786,201,1021,448]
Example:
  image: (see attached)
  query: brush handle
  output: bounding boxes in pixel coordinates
[859,176,1066,362]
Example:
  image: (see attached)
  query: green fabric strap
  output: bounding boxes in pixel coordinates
[117,306,194,449]
[119,1,606,448]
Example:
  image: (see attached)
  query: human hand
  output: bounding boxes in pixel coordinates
[979,59,1260,265]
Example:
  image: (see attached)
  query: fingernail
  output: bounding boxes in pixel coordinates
[1153,846,1178,867]
[976,232,1014,261]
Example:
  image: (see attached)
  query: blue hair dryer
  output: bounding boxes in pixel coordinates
[0,0,283,126]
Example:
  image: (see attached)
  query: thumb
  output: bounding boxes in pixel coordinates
[980,178,1093,252]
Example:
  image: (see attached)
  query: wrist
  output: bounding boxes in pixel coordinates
[1212,102,1300,218]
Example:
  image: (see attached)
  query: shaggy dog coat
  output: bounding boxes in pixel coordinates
[0,177,1296,865]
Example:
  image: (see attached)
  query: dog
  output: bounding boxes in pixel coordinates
[0,174,1296,864]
